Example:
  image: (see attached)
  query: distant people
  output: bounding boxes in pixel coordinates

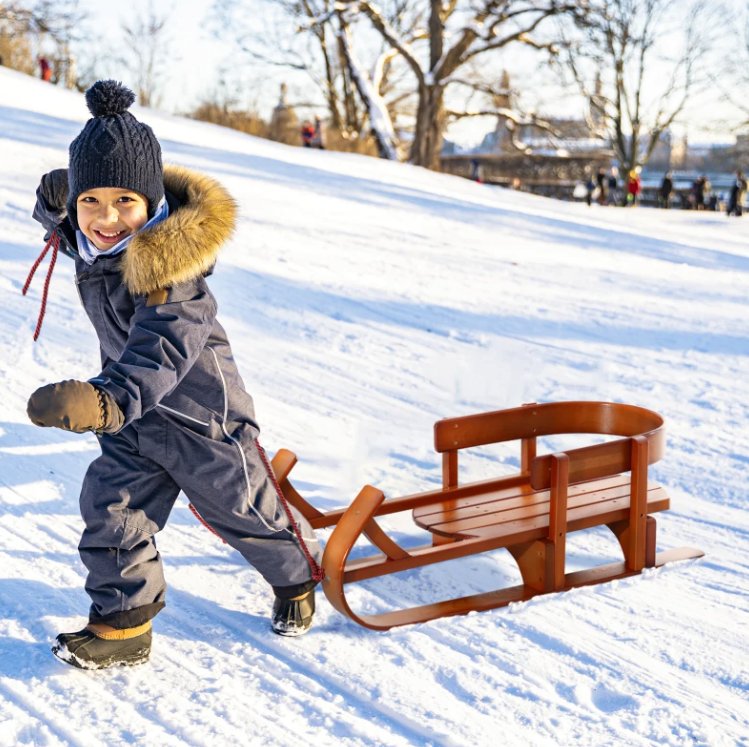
[727,171,747,217]
[703,176,713,210]
[607,167,619,206]
[626,170,641,206]
[596,167,607,205]
[691,176,707,210]
[311,115,325,149]
[585,174,596,206]
[659,172,673,209]
[37,56,52,82]
[470,158,482,183]
[300,121,315,148]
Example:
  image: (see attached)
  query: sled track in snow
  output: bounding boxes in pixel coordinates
[166,593,462,747]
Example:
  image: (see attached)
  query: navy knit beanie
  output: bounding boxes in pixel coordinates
[66,80,164,230]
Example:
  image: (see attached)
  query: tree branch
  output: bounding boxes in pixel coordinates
[341,1,425,84]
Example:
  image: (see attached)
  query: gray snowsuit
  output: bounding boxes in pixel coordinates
[32,164,322,629]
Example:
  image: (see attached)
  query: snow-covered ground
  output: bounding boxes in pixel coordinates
[1,67,748,747]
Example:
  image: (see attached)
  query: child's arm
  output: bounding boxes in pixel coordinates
[32,169,77,259]
[27,279,216,435]
[88,278,218,429]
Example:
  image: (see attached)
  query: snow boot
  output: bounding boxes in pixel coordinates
[51,621,152,669]
[271,591,315,637]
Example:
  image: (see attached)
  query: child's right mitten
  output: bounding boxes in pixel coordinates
[26,380,124,435]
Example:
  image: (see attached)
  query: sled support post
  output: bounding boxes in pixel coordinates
[435,449,460,545]
[442,450,458,489]
[548,453,569,589]
[520,402,537,475]
[521,437,537,474]
[645,517,657,568]
[629,436,649,572]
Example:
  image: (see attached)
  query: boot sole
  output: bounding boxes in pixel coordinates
[51,643,150,670]
[271,622,312,637]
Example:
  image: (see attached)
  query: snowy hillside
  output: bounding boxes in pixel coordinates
[1,67,748,747]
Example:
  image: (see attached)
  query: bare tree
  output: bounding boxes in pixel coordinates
[0,0,82,77]
[214,0,369,140]
[0,3,37,74]
[334,1,583,169]
[331,7,404,159]
[0,0,79,37]
[560,0,712,176]
[214,0,424,152]
[705,3,749,139]
[120,9,171,108]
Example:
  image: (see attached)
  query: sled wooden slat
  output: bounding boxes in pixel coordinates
[307,473,531,530]
[416,483,667,538]
[414,473,632,519]
[274,401,704,631]
[413,478,662,532]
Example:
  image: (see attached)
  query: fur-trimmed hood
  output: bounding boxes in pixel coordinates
[120,165,238,295]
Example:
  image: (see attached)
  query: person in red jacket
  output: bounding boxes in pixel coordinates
[38,57,52,82]
[300,122,315,147]
[627,169,642,206]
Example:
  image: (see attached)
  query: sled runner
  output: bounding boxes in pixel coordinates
[270,401,704,631]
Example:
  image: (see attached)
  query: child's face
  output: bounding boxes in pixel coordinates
[77,187,149,251]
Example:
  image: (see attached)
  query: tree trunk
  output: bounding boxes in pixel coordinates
[337,15,399,160]
[338,35,360,133]
[411,84,445,170]
[319,31,344,133]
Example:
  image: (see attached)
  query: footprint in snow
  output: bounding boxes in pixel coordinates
[574,683,637,713]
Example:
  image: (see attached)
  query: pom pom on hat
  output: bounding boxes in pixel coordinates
[85,80,136,118]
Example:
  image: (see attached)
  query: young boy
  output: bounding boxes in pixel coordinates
[25,80,322,670]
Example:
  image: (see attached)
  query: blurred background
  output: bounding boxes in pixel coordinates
[3,0,749,206]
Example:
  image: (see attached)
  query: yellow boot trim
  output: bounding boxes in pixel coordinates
[87,621,152,641]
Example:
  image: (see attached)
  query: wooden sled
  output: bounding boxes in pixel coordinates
[270,401,704,631]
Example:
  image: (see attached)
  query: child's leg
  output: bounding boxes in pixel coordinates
[164,423,322,597]
[79,426,181,629]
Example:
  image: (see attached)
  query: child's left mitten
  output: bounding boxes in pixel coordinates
[27,380,124,434]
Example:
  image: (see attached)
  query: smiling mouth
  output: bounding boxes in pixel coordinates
[93,229,127,244]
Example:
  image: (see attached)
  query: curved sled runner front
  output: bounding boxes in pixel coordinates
[270,401,704,631]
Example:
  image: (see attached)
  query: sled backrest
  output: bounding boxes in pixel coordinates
[434,401,666,490]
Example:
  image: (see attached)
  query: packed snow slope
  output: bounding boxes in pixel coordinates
[0,68,748,747]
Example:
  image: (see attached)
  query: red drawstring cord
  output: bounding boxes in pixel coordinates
[22,231,61,341]
[188,440,325,583]
[254,439,325,582]
[188,503,227,544]
[190,441,325,581]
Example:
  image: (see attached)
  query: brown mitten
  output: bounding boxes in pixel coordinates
[27,380,123,434]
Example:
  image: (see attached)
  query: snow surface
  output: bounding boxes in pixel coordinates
[1,67,748,747]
